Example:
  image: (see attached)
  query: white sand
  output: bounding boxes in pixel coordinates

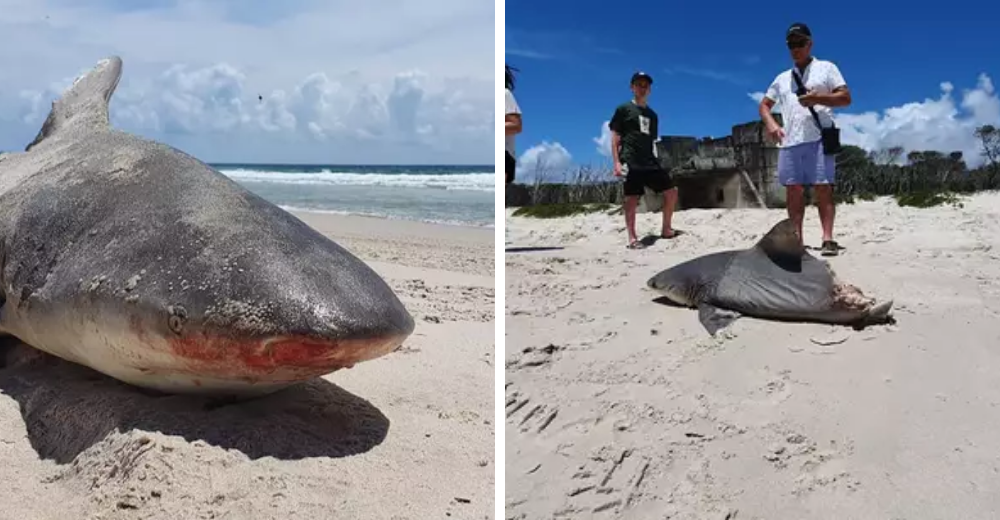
[505,193,1000,519]
[0,212,495,520]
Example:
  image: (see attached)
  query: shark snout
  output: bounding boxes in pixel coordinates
[647,272,673,292]
[303,296,416,351]
[263,284,416,366]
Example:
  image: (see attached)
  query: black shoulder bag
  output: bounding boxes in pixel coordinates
[792,69,842,155]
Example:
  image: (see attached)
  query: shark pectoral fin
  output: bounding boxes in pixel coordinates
[697,303,742,336]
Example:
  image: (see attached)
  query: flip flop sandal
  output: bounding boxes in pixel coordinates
[820,240,841,256]
[627,241,646,250]
[661,230,684,239]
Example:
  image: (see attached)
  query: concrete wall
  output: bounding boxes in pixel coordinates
[660,118,787,208]
[506,117,791,210]
[675,172,745,209]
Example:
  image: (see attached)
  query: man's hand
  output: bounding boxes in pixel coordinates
[767,124,785,142]
[799,87,852,108]
[798,90,821,107]
[613,162,623,177]
[758,96,784,142]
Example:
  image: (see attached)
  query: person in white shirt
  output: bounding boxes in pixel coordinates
[505,64,522,185]
[759,22,852,257]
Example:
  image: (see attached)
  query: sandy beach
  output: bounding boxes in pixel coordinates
[0,211,495,520]
[505,193,1000,519]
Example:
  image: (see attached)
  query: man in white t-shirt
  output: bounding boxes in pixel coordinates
[759,22,852,256]
[504,64,522,185]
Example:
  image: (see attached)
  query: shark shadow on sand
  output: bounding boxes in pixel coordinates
[0,338,389,464]
[504,246,565,253]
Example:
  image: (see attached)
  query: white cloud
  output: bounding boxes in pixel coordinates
[517,141,573,180]
[748,91,780,113]
[593,120,613,157]
[0,0,493,163]
[745,74,999,166]
[664,65,750,87]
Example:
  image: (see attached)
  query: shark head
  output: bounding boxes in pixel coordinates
[646,255,723,307]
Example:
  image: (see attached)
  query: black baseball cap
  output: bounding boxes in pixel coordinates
[786,22,811,39]
[631,71,653,85]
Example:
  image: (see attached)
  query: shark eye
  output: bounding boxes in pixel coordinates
[167,305,187,334]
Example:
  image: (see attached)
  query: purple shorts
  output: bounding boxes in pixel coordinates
[778,140,836,186]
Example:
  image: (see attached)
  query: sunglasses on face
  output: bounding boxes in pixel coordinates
[787,39,809,49]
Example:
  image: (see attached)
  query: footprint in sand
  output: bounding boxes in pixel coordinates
[760,425,861,495]
[505,344,565,371]
[746,369,796,406]
[556,447,652,517]
[504,385,559,435]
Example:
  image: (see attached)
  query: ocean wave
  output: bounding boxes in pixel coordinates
[219,168,495,192]
[276,205,495,228]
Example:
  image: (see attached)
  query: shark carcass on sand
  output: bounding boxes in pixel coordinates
[647,219,894,335]
[0,56,415,396]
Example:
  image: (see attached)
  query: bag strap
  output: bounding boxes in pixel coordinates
[792,69,829,131]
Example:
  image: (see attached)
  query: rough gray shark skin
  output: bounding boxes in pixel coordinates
[646,219,894,335]
[0,56,415,395]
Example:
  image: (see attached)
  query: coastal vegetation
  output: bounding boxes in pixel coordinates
[507,124,1000,216]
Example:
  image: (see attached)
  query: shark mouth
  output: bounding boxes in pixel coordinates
[165,332,407,382]
[657,286,693,307]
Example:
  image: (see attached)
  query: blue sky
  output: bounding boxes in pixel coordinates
[505,0,1000,179]
[0,0,493,164]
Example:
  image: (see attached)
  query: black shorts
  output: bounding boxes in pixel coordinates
[505,151,516,184]
[623,166,674,197]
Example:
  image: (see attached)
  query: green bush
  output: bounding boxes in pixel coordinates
[894,191,963,208]
[511,203,614,219]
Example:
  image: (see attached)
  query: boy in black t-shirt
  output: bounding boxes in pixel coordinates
[609,72,679,249]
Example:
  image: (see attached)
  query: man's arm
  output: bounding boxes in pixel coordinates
[803,63,852,107]
[759,77,785,141]
[608,107,623,165]
[505,113,522,136]
[759,76,783,127]
[759,96,780,129]
[651,112,659,159]
[808,86,851,107]
[505,89,523,136]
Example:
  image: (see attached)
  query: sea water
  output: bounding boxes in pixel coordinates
[214,163,495,228]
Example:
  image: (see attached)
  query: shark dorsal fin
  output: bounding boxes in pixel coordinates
[754,218,807,271]
[24,56,123,152]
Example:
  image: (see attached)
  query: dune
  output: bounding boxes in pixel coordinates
[0,211,495,520]
[505,193,1000,519]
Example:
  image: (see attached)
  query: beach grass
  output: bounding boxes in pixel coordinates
[507,135,1000,214]
[511,202,614,219]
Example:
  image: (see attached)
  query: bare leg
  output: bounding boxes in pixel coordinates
[661,187,678,236]
[814,184,836,242]
[624,196,639,244]
[785,185,806,245]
